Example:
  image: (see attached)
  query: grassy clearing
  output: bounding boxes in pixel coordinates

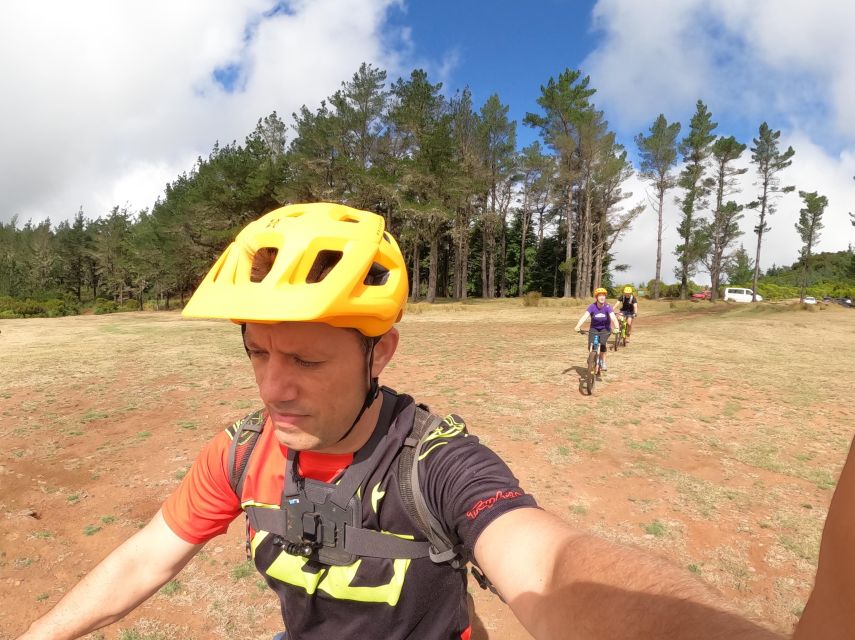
[2,301,853,638]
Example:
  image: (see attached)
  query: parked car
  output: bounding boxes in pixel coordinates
[691,290,711,300]
[823,295,833,303]
[837,297,853,307]
[723,287,763,303]
[803,296,817,305]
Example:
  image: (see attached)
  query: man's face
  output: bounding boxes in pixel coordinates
[596,294,606,304]
[243,322,396,452]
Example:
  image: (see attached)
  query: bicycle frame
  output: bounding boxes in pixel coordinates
[580,331,601,395]
[613,315,628,351]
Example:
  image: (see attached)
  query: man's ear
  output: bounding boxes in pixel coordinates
[371,328,399,378]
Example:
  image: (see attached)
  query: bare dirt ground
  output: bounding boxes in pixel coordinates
[1,299,853,639]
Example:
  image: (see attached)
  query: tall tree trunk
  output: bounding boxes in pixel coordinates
[563,203,574,298]
[427,236,438,303]
[593,214,606,291]
[499,223,507,298]
[578,190,593,298]
[800,247,812,302]
[654,189,664,299]
[411,240,421,302]
[461,220,469,300]
[487,230,496,298]
[680,229,689,301]
[752,209,766,303]
[710,264,719,300]
[480,233,488,298]
[574,205,585,298]
[518,209,529,295]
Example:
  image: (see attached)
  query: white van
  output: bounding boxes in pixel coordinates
[723,287,763,303]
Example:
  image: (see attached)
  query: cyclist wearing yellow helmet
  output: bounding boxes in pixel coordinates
[615,285,639,343]
[574,286,620,371]
[20,204,796,640]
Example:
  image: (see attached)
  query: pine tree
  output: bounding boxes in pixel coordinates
[635,114,681,299]
[747,123,795,301]
[701,136,747,300]
[675,101,717,300]
[795,191,828,301]
[525,69,596,297]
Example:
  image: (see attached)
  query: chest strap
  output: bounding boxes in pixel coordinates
[245,392,433,565]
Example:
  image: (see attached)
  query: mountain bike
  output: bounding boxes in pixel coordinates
[613,312,636,350]
[578,330,602,395]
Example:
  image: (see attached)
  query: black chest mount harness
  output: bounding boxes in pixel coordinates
[228,389,470,570]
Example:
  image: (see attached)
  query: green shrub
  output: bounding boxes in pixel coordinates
[0,296,81,318]
[522,292,542,307]
[41,299,67,317]
[93,299,119,315]
[756,283,799,300]
[122,299,140,311]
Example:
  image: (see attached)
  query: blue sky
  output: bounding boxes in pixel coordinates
[1,0,854,285]
[384,0,596,149]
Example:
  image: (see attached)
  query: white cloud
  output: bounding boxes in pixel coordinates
[584,0,855,141]
[0,0,407,224]
[590,0,855,285]
[584,0,713,130]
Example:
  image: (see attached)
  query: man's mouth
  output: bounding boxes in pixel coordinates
[269,411,308,428]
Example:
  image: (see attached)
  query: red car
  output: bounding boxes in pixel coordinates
[691,290,711,300]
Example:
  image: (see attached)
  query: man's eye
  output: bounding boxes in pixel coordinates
[248,350,268,358]
[295,357,320,368]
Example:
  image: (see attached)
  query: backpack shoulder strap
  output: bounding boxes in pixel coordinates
[226,408,266,501]
[398,405,468,568]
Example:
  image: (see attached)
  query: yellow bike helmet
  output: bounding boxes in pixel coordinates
[594,287,608,297]
[182,203,408,336]
[623,286,633,294]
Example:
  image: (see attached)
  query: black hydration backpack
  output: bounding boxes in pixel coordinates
[226,391,469,569]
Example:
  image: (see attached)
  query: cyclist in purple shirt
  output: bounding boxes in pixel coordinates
[574,287,620,371]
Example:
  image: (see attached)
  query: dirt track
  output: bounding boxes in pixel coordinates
[2,302,853,638]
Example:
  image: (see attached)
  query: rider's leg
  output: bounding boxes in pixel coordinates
[599,333,609,370]
[626,316,633,340]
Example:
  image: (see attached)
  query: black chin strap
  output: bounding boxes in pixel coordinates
[336,337,380,444]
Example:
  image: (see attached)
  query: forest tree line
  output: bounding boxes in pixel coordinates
[0,63,840,316]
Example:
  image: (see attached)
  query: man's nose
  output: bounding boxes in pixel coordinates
[257,356,299,405]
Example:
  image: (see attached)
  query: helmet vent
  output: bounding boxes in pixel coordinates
[306,250,343,283]
[341,216,359,223]
[251,248,279,283]
[383,232,391,244]
[364,262,390,286]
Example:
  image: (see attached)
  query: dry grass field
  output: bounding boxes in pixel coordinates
[2,299,853,639]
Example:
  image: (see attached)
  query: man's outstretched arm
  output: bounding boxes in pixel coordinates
[475,508,784,640]
[793,435,855,640]
[17,510,203,640]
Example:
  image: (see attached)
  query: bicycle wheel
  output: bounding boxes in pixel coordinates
[613,330,620,352]
[586,350,598,394]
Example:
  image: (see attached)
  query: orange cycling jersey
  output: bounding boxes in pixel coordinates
[162,417,351,544]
